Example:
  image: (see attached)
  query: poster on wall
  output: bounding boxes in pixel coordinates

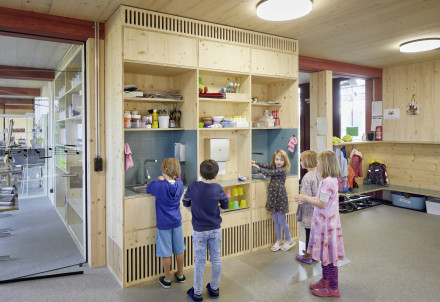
[384,109,400,120]
[371,116,382,131]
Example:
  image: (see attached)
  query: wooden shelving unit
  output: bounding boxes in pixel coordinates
[105,6,299,287]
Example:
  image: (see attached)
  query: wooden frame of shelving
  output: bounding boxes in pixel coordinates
[105,6,299,287]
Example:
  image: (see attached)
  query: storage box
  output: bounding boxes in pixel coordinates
[426,198,440,216]
[391,192,426,210]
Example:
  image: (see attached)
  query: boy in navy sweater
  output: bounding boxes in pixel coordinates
[146,158,186,288]
[183,159,229,301]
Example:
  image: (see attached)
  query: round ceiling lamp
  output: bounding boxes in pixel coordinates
[399,38,440,53]
[256,0,313,21]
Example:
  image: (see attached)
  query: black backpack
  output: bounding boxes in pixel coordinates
[363,162,388,186]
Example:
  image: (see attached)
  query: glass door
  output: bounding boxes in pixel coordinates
[53,44,86,257]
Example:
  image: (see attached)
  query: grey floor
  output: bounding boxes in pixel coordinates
[0,196,85,280]
[2,204,440,302]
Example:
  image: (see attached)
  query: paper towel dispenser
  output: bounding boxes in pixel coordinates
[205,139,229,162]
[174,143,186,162]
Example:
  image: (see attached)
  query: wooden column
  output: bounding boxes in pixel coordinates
[86,38,106,268]
[310,71,333,152]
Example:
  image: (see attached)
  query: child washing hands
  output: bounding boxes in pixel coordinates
[252,149,296,252]
[293,151,345,298]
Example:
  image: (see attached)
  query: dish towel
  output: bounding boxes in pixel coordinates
[287,136,297,153]
[125,143,134,171]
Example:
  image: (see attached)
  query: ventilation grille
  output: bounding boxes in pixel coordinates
[126,223,250,285]
[122,7,297,53]
[253,213,296,249]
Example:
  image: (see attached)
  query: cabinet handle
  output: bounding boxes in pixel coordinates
[62,173,78,177]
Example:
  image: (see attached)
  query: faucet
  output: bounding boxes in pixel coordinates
[143,159,157,185]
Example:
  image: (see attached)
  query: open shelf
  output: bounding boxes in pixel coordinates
[199,98,249,103]
[124,128,184,131]
[124,97,184,103]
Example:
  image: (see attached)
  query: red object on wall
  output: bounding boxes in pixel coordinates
[375,126,382,141]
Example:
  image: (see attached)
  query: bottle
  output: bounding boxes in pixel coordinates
[152,109,158,128]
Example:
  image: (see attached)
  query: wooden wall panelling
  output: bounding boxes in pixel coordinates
[124,196,157,232]
[383,59,440,142]
[251,49,296,78]
[86,38,106,268]
[105,17,124,283]
[220,210,251,258]
[309,71,333,151]
[123,28,197,68]
[175,71,198,129]
[199,39,251,73]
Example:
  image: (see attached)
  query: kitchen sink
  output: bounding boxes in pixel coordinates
[126,184,148,194]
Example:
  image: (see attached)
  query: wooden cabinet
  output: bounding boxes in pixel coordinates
[124,28,197,67]
[105,6,298,287]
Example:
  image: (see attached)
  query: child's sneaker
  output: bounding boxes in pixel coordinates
[312,287,341,297]
[310,278,329,290]
[271,240,283,252]
[187,287,203,301]
[296,254,312,264]
[206,283,219,299]
[174,272,186,283]
[158,276,171,288]
[280,240,296,251]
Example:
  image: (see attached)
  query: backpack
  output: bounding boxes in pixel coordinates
[363,162,388,186]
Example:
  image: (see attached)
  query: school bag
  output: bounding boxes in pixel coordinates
[363,161,388,186]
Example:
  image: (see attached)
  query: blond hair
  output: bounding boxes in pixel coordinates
[270,149,291,172]
[317,151,341,178]
[161,158,181,180]
[300,150,317,169]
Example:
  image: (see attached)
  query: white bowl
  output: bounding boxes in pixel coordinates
[212,116,224,122]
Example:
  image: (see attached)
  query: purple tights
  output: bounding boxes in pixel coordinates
[273,212,291,242]
[322,263,339,290]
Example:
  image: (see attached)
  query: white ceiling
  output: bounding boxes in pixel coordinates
[1,0,439,68]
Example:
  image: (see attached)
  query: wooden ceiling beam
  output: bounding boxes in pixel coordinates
[299,56,383,79]
[0,87,40,97]
[0,7,104,43]
[0,65,54,81]
[0,98,34,105]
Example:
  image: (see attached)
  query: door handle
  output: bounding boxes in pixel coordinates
[62,173,78,177]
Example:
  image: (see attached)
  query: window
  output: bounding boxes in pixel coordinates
[340,79,365,138]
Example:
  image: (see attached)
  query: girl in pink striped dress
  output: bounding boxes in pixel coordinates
[293,150,345,298]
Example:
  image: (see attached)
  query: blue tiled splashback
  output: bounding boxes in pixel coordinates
[124,130,197,186]
[252,128,298,176]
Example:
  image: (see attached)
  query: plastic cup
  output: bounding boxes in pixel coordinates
[233,200,239,209]
[225,188,232,197]
[231,187,238,196]
[240,199,247,208]
[228,201,234,210]
[237,186,244,195]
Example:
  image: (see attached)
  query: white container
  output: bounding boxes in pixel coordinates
[426,198,440,216]
[158,116,170,128]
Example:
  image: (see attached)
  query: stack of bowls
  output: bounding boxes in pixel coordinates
[201,117,213,128]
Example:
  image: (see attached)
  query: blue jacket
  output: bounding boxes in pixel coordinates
[147,179,184,230]
[182,181,229,232]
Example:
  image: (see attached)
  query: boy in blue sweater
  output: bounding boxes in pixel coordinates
[146,158,186,288]
[183,159,229,301]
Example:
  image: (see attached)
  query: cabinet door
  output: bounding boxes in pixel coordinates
[251,49,297,78]
[199,40,250,73]
[124,28,197,67]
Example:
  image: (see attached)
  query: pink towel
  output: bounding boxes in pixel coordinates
[287,136,297,153]
[125,143,134,171]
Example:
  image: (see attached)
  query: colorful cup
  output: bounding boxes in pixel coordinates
[228,201,234,210]
[233,200,239,209]
[239,199,247,208]
[237,186,244,196]
[225,188,232,197]
[231,187,238,196]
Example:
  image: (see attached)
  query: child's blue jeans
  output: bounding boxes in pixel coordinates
[192,228,222,295]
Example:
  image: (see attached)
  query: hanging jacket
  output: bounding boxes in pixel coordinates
[333,146,348,180]
[350,148,363,177]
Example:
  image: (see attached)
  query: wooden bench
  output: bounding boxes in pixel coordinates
[339,184,440,198]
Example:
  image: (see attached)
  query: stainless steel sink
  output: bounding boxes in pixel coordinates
[126,184,148,194]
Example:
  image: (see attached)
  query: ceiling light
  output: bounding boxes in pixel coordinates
[399,38,440,53]
[256,0,312,21]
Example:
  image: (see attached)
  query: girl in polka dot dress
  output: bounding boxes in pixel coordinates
[294,150,345,298]
[252,149,295,252]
